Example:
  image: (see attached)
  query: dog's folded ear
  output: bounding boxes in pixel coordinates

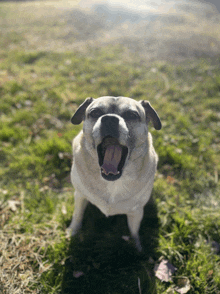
[71,97,94,125]
[140,100,162,130]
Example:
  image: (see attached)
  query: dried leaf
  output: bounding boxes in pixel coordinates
[61,203,67,215]
[174,277,191,294]
[8,200,20,212]
[73,271,84,278]
[58,152,72,160]
[122,235,130,242]
[0,189,8,195]
[39,186,49,192]
[167,176,176,184]
[154,259,177,282]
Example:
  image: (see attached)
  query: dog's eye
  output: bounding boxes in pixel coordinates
[89,109,104,119]
[122,111,140,120]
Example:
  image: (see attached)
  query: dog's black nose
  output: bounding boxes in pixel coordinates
[101,115,119,139]
[101,115,119,126]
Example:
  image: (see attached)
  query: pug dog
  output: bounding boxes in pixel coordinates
[68,96,161,251]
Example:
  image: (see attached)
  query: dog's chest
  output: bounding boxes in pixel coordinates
[89,179,147,216]
[105,181,128,203]
[95,190,138,217]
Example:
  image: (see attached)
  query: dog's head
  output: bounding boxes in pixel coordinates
[71,96,161,181]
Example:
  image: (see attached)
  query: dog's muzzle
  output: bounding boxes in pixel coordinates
[97,136,128,181]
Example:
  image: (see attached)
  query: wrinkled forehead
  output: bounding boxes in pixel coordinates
[88,96,143,113]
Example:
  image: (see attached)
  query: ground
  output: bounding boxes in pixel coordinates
[0,1,220,293]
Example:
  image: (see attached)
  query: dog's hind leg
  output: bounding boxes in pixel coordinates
[67,193,88,236]
[127,209,144,252]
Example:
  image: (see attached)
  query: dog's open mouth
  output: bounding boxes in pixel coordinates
[97,136,128,181]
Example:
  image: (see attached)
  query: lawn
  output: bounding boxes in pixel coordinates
[0,1,220,294]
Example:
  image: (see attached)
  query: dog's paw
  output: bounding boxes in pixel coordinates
[66,220,82,238]
[65,227,72,238]
[66,226,77,237]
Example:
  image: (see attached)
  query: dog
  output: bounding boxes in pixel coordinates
[68,96,161,251]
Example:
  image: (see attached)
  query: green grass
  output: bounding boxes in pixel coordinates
[0,2,220,294]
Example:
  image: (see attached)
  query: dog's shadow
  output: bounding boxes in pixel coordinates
[62,195,159,294]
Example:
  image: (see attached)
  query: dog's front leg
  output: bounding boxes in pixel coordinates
[127,209,144,252]
[67,193,88,236]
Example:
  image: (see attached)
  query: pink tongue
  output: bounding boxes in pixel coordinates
[101,145,122,176]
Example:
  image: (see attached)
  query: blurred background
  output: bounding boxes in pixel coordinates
[1,0,220,62]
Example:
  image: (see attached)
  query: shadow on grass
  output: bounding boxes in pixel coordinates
[62,195,159,294]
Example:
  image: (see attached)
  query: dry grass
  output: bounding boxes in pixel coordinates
[0,189,70,294]
[0,217,61,293]
[1,230,46,293]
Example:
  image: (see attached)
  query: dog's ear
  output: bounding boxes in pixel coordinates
[140,100,162,130]
[71,97,94,125]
